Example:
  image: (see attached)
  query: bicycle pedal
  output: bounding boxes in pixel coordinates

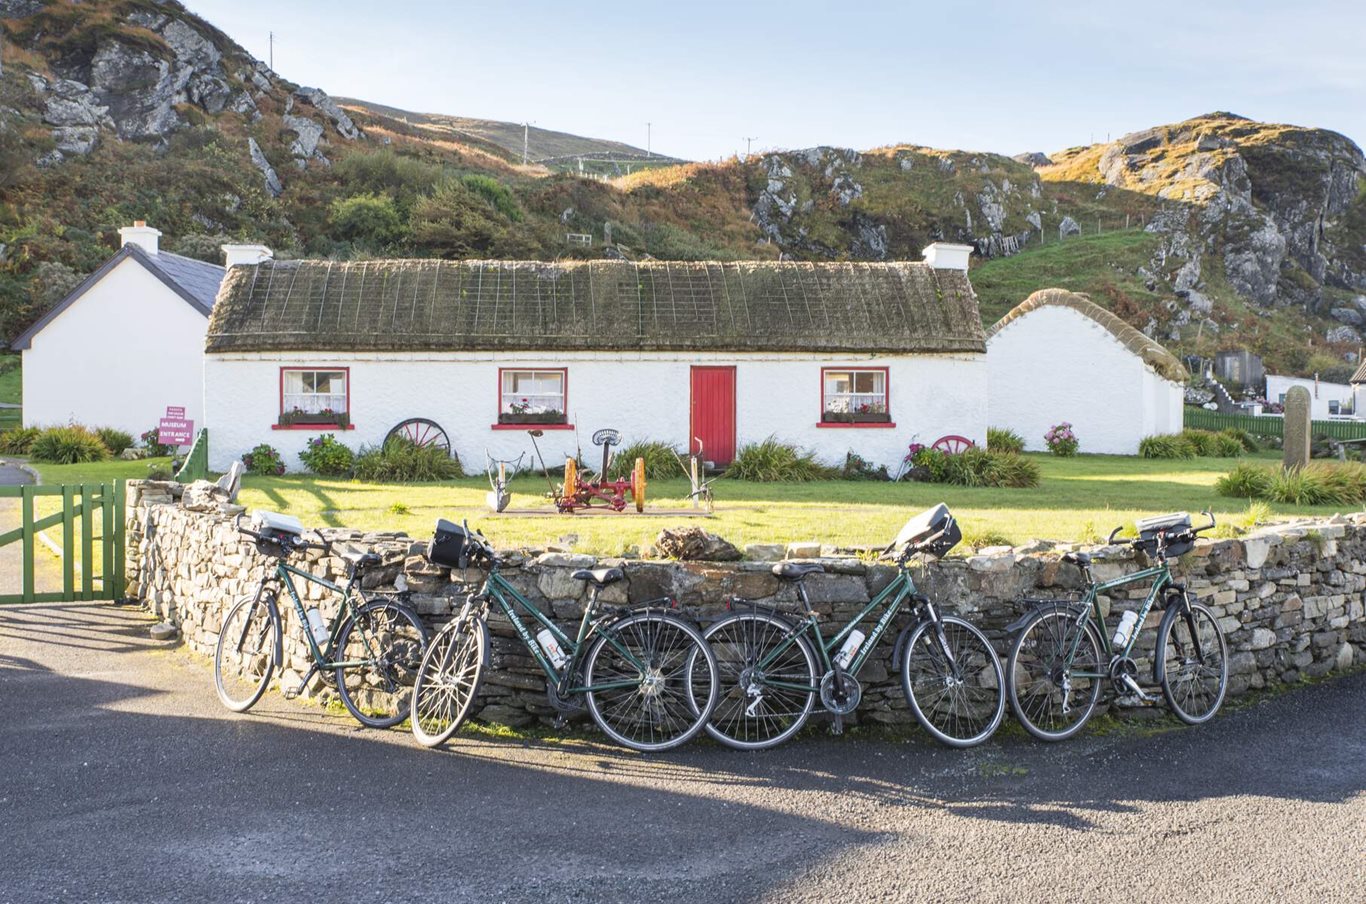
[1114,693,1154,708]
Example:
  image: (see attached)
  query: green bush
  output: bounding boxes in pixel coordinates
[1139,434,1196,459]
[608,441,681,480]
[1220,427,1260,453]
[1214,462,1274,499]
[30,425,110,464]
[1210,432,1245,457]
[0,426,40,454]
[353,438,463,482]
[940,447,1041,488]
[1044,422,1079,457]
[1181,429,1218,456]
[986,427,1025,455]
[724,438,834,482]
[95,427,134,456]
[329,193,407,249]
[141,428,173,457]
[298,433,355,477]
[242,442,286,476]
[838,452,890,481]
[460,173,523,221]
[1215,462,1366,506]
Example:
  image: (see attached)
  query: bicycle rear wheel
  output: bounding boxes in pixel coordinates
[1158,601,1228,724]
[214,593,278,712]
[584,612,718,752]
[702,611,818,750]
[410,614,489,747]
[1007,609,1104,742]
[334,598,429,729]
[901,615,1005,747]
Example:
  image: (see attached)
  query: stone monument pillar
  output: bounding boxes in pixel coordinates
[1283,385,1312,470]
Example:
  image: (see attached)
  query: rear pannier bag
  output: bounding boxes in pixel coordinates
[427,518,472,568]
[1135,512,1193,557]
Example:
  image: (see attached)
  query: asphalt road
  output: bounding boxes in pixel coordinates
[1,603,1362,904]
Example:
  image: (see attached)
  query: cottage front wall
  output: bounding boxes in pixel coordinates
[22,258,208,434]
[1265,375,1354,419]
[205,351,986,473]
[987,306,1183,454]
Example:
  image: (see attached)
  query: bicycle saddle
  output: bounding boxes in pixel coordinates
[772,562,825,580]
[1062,551,1091,568]
[571,567,625,586]
[339,549,383,570]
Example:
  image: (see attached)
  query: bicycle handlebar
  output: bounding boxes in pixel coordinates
[234,515,330,555]
[1106,510,1216,549]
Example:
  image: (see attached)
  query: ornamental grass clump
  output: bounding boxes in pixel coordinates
[1139,433,1195,460]
[608,441,680,480]
[353,438,463,482]
[1215,461,1366,506]
[29,425,109,464]
[724,438,834,482]
[298,433,355,477]
[0,426,40,454]
[987,427,1025,455]
[1044,422,1078,456]
[95,427,134,456]
[910,446,1039,488]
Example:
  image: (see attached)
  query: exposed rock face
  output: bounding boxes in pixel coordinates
[1013,151,1052,167]
[248,137,283,197]
[294,87,359,140]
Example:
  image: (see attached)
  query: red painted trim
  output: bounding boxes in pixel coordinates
[815,422,897,429]
[690,365,737,464]
[490,423,576,431]
[272,424,356,431]
[497,366,568,421]
[820,366,890,423]
[279,366,351,420]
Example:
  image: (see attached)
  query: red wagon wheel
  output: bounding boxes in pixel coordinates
[930,434,975,454]
[385,418,452,455]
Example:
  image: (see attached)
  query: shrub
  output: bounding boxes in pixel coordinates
[95,427,134,456]
[838,452,890,481]
[1215,462,1366,506]
[910,447,950,483]
[1139,433,1195,459]
[298,433,355,477]
[1215,462,1274,499]
[0,426,40,454]
[29,425,109,464]
[146,464,173,480]
[1044,422,1078,457]
[724,438,834,482]
[608,441,681,480]
[986,427,1025,455]
[242,443,286,476]
[141,428,173,457]
[352,438,463,482]
[1220,427,1259,453]
[940,447,1041,488]
[329,193,407,249]
[1266,467,1339,506]
[1211,432,1245,458]
[1181,429,1218,456]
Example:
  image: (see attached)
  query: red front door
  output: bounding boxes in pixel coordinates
[690,366,736,466]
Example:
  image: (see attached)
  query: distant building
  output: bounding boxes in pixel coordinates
[1265,374,1356,419]
[1214,349,1264,387]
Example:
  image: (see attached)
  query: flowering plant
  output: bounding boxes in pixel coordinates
[298,433,355,476]
[903,441,926,463]
[1044,422,1079,457]
[242,442,286,476]
[141,427,173,457]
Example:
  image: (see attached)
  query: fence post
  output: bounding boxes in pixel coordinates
[21,485,34,604]
[112,480,126,600]
[81,483,94,601]
[62,485,75,600]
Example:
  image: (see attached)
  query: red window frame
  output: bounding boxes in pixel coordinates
[817,366,895,428]
[492,367,574,430]
[273,366,355,430]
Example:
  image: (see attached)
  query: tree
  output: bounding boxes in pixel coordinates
[328,193,406,251]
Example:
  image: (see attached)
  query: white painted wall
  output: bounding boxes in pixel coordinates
[1265,375,1356,420]
[986,306,1184,455]
[205,350,986,473]
[22,258,208,436]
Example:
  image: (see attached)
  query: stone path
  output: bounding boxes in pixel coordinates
[0,601,1362,903]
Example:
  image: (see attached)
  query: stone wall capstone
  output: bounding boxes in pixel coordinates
[123,481,1366,728]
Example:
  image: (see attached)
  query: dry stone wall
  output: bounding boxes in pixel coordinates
[124,481,1365,728]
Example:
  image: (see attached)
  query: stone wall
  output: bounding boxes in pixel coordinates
[125,480,1365,728]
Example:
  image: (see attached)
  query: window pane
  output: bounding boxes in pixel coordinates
[825,372,851,394]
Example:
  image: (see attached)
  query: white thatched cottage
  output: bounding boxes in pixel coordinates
[986,288,1187,454]
[203,245,988,472]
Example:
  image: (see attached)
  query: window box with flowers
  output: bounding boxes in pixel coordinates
[277,407,351,429]
[496,369,570,427]
[276,368,353,430]
[820,368,894,427]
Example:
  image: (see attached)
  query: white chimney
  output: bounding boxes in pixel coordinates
[921,242,973,271]
[221,243,274,268]
[119,220,161,255]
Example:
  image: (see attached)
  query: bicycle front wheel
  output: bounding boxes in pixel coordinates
[410,614,489,748]
[334,598,429,729]
[584,612,718,752]
[902,615,1005,747]
[214,593,278,712]
[1158,601,1228,725]
[702,611,818,750]
[1007,609,1104,742]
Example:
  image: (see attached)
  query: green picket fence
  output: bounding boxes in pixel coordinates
[0,482,125,604]
[1184,407,1366,441]
[175,428,209,483]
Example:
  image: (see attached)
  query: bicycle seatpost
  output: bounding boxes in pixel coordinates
[796,579,815,615]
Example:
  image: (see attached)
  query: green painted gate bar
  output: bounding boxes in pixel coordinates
[0,482,126,604]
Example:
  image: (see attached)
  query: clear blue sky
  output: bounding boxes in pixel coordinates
[186,0,1364,161]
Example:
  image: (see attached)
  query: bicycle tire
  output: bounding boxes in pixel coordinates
[333,598,430,729]
[901,615,1006,748]
[1157,601,1229,725]
[584,612,718,752]
[1007,608,1105,742]
[410,614,489,747]
[214,593,279,713]
[701,611,819,750]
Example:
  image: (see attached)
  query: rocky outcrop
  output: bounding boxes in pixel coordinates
[248,137,283,197]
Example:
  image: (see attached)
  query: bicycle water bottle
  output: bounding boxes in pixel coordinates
[536,629,569,669]
[1112,610,1139,649]
[834,630,866,670]
[305,607,330,645]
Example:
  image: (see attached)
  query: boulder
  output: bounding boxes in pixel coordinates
[248,137,283,197]
[294,87,360,139]
[651,527,741,562]
[1058,215,1081,238]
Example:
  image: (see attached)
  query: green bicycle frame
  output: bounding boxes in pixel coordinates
[1062,563,1171,678]
[266,560,375,670]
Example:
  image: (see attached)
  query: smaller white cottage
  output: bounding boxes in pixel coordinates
[1265,374,1356,419]
[986,288,1186,454]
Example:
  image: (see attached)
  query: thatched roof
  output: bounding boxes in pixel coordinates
[206,259,985,355]
[987,288,1188,383]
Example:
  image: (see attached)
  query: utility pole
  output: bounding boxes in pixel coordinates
[646,122,651,158]
[743,136,758,161]
[268,31,274,70]
[522,122,530,166]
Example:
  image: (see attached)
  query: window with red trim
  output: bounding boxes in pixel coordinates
[821,368,890,424]
[498,369,567,425]
[280,368,350,428]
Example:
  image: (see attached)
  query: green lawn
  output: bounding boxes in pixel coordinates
[27,452,1348,555]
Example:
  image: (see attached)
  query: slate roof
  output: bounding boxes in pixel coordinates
[986,288,1188,383]
[11,244,225,350]
[205,259,986,355]
[1350,360,1366,384]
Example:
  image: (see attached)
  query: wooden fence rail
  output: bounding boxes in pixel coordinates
[1184,407,1366,441]
[0,482,125,604]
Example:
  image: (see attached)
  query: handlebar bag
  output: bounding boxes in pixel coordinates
[1135,512,1193,557]
[250,510,304,558]
[427,518,473,568]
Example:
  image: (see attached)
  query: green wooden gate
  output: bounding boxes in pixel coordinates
[0,482,125,604]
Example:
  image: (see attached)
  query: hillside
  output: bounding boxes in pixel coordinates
[1,2,1363,380]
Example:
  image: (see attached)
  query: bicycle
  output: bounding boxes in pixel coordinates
[1005,511,1229,741]
[409,519,720,752]
[698,504,1006,750]
[214,511,430,729]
